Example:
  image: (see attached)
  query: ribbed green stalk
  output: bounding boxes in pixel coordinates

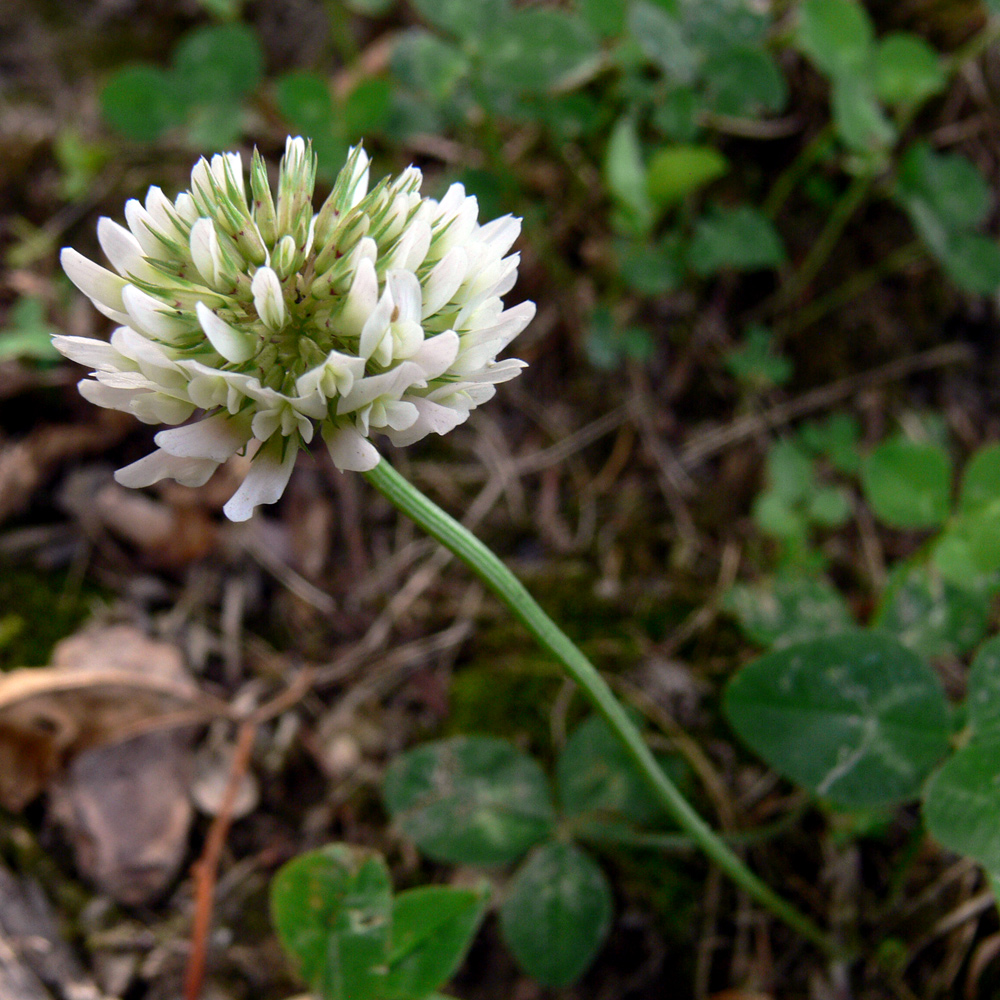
[364,457,834,952]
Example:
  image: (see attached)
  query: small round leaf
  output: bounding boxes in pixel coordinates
[499,842,612,987]
[861,438,952,530]
[724,632,950,808]
[270,844,392,1000]
[646,145,728,208]
[384,885,489,999]
[925,736,1000,872]
[874,563,990,659]
[875,32,945,106]
[383,736,556,866]
[100,66,185,142]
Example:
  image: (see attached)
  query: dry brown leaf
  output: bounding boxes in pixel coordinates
[0,626,227,810]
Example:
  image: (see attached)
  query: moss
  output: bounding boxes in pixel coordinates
[0,566,107,670]
[445,657,563,761]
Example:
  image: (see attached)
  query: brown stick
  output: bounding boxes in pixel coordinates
[183,719,257,1000]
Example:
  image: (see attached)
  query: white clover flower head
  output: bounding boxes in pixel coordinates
[56,138,535,521]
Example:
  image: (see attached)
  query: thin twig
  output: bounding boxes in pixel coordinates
[183,719,257,1000]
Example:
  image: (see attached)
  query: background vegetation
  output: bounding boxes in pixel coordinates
[4,0,1000,997]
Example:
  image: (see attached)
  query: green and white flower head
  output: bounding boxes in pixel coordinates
[56,137,534,521]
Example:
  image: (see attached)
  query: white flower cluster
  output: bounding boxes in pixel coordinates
[55,138,534,521]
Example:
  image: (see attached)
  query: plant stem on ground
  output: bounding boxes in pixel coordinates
[364,457,837,954]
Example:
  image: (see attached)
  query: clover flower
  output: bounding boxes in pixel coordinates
[55,138,535,520]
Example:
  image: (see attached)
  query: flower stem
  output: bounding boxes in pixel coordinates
[364,457,835,953]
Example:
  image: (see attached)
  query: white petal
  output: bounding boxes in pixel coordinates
[125,198,171,257]
[122,285,192,340]
[51,334,126,371]
[339,257,379,338]
[97,217,157,282]
[408,331,459,380]
[422,247,468,319]
[145,186,186,238]
[251,408,281,442]
[251,266,286,332]
[110,326,185,389]
[462,300,536,352]
[223,436,298,521]
[478,214,522,257]
[196,301,256,363]
[175,192,199,224]
[359,284,394,362]
[385,398,465,447]
[462,358,528,383]
[386,269,422,325]
[380,400,419,431]
[130,392,196,425]
[154,412,251,462]
[336,362,422,416]
[115,449,218,488]
[324,424,380,472]
[190,219,224,288]
[60,248,128,313]
[78,378,140,413]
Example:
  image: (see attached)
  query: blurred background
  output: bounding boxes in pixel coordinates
[3,0,1000,998]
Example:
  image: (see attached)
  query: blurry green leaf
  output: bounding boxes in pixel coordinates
[874,562,990,659]
[382,736,556,866]
[627,2,699,82]
[54,130,110,201]
[345,78,393,137]
[271,844,392,1000]
[392,29,468,103]
[703,45,787,117]
[724,632,950,808]
[384,886,488,999]
[580,0,626,37]
[896,143,993,235]
[808,486,853,527]
[615,236,685,295]
[751,491,809,542]
[557,715,676,824]
[966,635,1000,737]
[184,99,243,150]
[276,72,334,133]
[960,444,1000,514]
[411,0,508,38]
[875,32,946,106]
[646,145,728,209]
[688,205,785,275]
[499,843,612,988]
[861,437,951,529]
[765,439,814,505]
[798,413,861,474]
[677,0,769,52]
[604,116,654,234]
[586,307,654,369]
[797,0,875,78]
[479,9,598,94]
[0,298,60,363]
[725,324,792,389]
[925,734,1000,872]
[173,23,263,104]
[830,75,896,153]
[723,573,855,649]
[650,86,700,142]
[936,232,1000,295]
[100,65,185,142]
